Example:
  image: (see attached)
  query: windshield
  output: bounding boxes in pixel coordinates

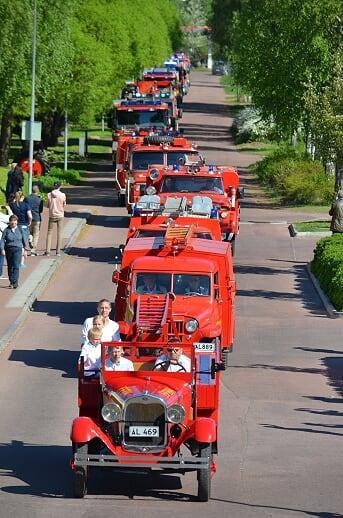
[133,272,210,296]
[116,110,167,128]
[132,152,164,170]
[160,176,224,194]
[166,151,199,166]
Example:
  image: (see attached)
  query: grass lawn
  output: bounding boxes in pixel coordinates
[294,220,331,232]
[287,205,329,214]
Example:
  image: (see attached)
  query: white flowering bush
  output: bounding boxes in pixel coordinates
[232,107,275,143]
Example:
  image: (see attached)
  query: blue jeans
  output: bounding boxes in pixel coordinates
[5,247,22,286]
[0,252,4,276]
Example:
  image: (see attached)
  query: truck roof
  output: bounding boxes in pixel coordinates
[124,236,230,257]
[131,255,218,274]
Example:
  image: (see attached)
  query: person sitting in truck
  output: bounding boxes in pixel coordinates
[79,327,102,376]
[185,275,210,296]
[105,345,134,371]
[136,273,167,294]
[155,344,191,372]
[201,178,224,194]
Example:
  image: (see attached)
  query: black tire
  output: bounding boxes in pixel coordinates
[197,442,211,502]
[221,349,230,370]
[73,443,88,498]
[230,236,236,256]
[143,135,173,145]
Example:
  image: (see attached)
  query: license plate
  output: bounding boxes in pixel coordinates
[194,342,216,353]
[129,426,159,437]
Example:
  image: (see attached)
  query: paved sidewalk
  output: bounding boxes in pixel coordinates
[0,206,90,351]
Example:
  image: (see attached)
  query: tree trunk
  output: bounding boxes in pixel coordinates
[41,111,64,147]
[335,153,343,191]
[0,112,12,166]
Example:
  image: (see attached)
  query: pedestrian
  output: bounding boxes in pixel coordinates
[0,210,10,280]
[0,214,29,289]
[27,184,43,256]
[329,190,343,234]
[5,163,24,203]
[9,191,32,268]
[45,182,66,256]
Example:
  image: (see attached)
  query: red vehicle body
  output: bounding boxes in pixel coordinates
[124,137,201,210]
[71,340,220,500]
[144,163,242,252]
[108,99,171,144]
[113,225,235,361]
[127,214,223,241]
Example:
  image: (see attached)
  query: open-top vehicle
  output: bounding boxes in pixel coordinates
[71,341,222,501]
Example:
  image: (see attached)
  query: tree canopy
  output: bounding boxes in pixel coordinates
[0,0,181,162]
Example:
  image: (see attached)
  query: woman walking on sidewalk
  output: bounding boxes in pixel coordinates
[45,182,66,256]
[0,215,29,289]
[9,191,32,268]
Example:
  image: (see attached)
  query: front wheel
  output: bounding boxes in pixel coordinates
[197,442,211,502]
[73,442,88,498]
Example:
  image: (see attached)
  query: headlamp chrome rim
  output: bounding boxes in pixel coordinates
[149,169,160,180]
[101,403,122,423]
[167,404,186,424]
[185,318,198,333]
[146,186,157,195]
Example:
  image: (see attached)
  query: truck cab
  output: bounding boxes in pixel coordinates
[143,162,242,252]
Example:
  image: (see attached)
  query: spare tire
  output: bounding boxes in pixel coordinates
[143,135,174,145]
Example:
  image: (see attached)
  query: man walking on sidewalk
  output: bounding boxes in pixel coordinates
[27,185,43,255]
[45,182,66,256]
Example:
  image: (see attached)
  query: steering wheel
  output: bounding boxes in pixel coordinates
[153,360,186,372]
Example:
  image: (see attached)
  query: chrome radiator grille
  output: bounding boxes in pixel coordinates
[123,396,166,449]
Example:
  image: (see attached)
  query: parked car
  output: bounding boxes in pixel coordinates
[212,61,228,76]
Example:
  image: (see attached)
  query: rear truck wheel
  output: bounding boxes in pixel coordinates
[221,349,230,370]
[73,443,88,498]
[118,193,125,207]
[197,442,211,502]
[230,235,236,256]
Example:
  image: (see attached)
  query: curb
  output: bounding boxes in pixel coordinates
[0,212,91,353]
[288,223,331,238]
[306,263,343,319]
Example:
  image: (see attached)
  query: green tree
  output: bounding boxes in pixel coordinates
[229,0,343,136]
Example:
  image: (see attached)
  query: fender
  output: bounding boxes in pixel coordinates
[194,417,216,443]
[70,416,103,443]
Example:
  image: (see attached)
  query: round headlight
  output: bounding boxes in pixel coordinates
[220,211,228,219]
[185,319,198,333]
[101,403,122,423]
[167,404,186,424]
[146,186,156,195]
[149,169,159,180]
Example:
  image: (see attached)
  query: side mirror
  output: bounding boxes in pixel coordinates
[112,271,120,284]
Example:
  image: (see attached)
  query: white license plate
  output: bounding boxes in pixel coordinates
[129,426,159,437]
[194,342,216,353]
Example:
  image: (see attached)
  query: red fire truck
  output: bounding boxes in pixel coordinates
[142,161,242,253]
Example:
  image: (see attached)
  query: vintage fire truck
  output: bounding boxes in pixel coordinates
[108,99,171,143]
[113,221,235,365]
[123,137,201,211]
[71,340,221,501]
[142,161,242,253]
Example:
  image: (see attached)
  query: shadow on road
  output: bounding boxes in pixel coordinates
[210,497,341,517]
[31,300,97,324]
[8,349,78,378]
[0,441,193,501]
[65,246,118,263]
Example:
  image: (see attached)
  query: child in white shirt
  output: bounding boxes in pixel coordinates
[79,327,102,376]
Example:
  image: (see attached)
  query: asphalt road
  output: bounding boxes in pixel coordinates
[0,72,342,518]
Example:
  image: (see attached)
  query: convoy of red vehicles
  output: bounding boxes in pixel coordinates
[70,51,243,502]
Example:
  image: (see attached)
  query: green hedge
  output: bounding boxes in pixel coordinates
[311,234,343,311]
[33,167,81,194]
[252,148,334,205]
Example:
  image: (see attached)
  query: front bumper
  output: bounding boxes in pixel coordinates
[74,453,209,472]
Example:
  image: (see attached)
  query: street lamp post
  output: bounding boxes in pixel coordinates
[28,0,37,195]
